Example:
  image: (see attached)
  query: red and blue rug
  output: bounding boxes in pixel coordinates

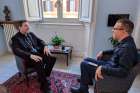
[3,70,80,93]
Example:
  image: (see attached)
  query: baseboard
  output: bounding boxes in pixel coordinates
[72,51,85,58]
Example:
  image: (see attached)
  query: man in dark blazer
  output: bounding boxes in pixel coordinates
[71,19,138,93]
[11,20,56,93]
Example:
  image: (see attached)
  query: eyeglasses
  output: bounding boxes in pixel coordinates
[113,28,124,31]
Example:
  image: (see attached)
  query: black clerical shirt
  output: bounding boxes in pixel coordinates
[11,32,47,59]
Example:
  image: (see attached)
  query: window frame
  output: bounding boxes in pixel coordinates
[41,0,80,23]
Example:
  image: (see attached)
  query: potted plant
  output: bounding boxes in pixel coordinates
[51,35,65,49]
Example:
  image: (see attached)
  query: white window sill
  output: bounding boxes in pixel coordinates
[37,22,84,26]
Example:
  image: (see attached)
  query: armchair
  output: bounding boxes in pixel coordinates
[9,40,36,86]
[15,55,36,85]
[94,51,140,93]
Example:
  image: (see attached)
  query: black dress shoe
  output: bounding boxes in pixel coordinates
[71,87,84,93]
[47,80,51,86]
[44,90,53,93]
[77,78,93,85]
[46,77,51,86]
[77,78,80,82]
[43,90,52,93]
[71,86,89,93]
[42,87,52,93]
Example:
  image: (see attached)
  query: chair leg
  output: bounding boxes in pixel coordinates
[18,72,22,77]
[25,73,29,86]
[94,83,99,93]
[16,72,24,85]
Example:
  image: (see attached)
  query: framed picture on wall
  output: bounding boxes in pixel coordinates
[107,14,130,27]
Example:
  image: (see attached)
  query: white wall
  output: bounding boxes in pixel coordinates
[0,27,8,56]
[92,0,138,57]
[0,0,25,20]
[134,0,140,48]
[0,0,11,56]
[0,0,3,19]
[0,0,139,57]
[30,23,86,56]
[0,0,86,56]
[0,0,25,56]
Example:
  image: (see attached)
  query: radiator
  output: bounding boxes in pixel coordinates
[3,24,18,52]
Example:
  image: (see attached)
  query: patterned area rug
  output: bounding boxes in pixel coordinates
[3,70,80,93]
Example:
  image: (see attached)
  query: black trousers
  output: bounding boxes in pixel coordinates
[80,57,109,85]
[27,54,56,91]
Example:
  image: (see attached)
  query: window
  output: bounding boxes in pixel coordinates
[42,0,80,22]
[42,0,57,18]
[63,0,79,18]
[22,0,93,23]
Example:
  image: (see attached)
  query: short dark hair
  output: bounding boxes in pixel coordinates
[13,20,28,30]
[116,19,134,34]
[18,20,28,27]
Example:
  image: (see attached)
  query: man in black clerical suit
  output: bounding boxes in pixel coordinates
[11,20,56,93]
